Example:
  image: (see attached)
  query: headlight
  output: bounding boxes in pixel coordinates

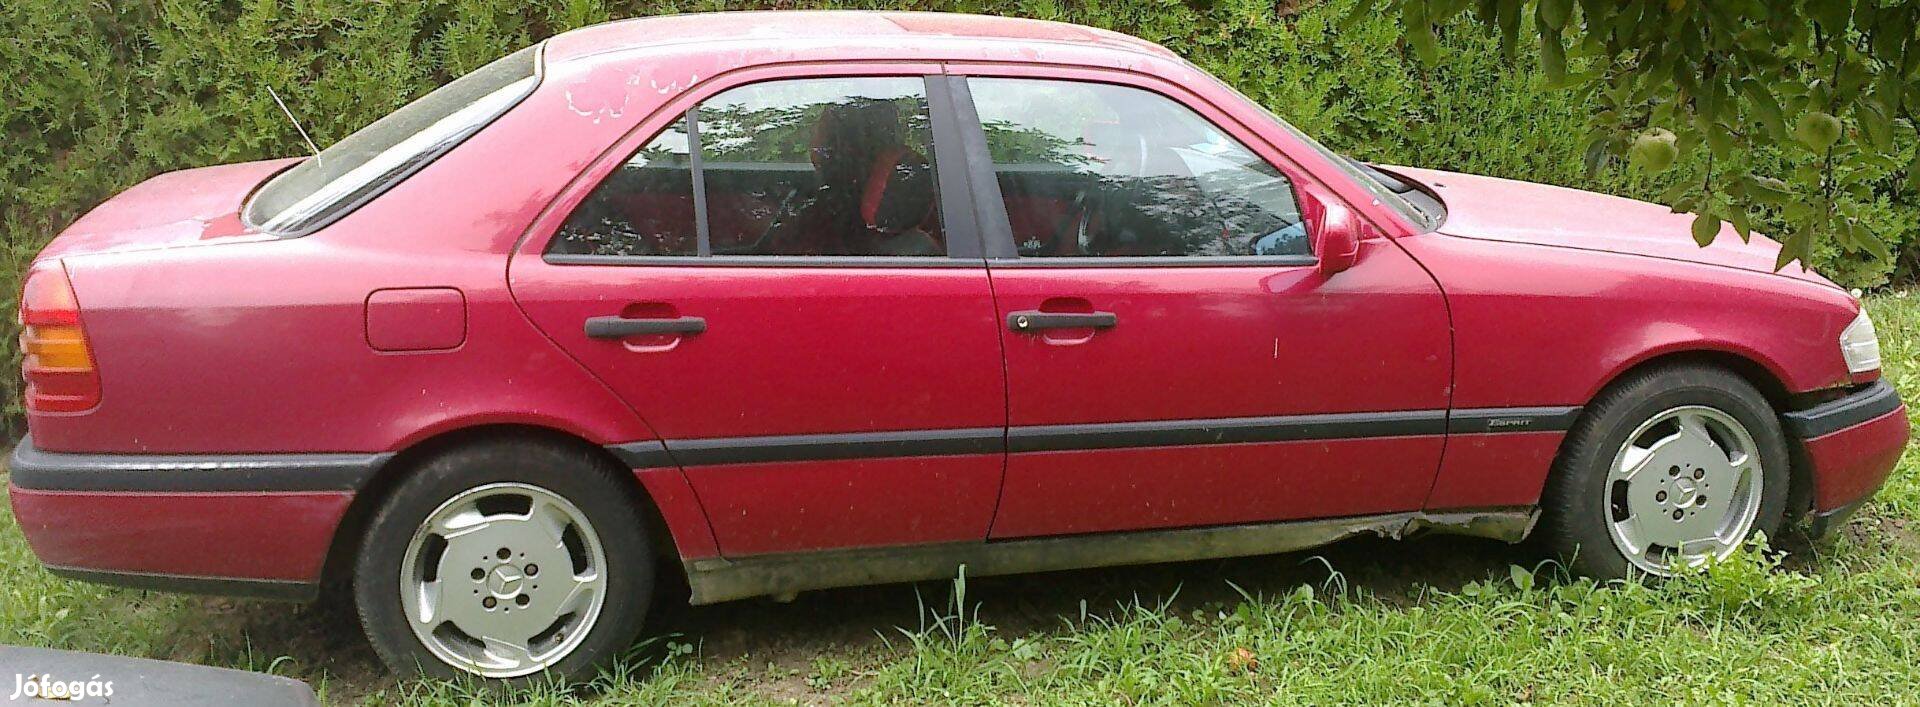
[1840,308,1881,374]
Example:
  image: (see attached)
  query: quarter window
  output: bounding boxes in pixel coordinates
[552,122,698,256]
[550,77,945,258]
[967,78,1308,258]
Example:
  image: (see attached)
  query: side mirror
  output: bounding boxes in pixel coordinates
[1312,203,1362,275]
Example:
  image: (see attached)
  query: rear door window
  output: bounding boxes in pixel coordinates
[548,77,946,258]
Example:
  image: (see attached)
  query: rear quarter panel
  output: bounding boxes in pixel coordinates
[27,53,680,455]
[39,239,650,454]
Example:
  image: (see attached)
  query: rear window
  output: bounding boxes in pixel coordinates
[245,45,541,235]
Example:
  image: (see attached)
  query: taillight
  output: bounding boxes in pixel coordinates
[19,264,100,413]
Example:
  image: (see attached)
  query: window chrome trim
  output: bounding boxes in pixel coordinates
[542,253,981,268]
[985,255,1317,268]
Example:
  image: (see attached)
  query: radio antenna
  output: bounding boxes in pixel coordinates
[266,85,322,159]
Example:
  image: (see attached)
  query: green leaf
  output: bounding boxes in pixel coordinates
[1909,148,1920,193]
[1872,11,1910,59]
[1582,134,1610,175]
[1747,175,1793,204]
[1497,0,1523,60]
[1856,223,1893,261]
[1691,212,1721,246]
[1808,0,1852,33]
[1741,80,1785,139]
[1856,99,1892,150]
[1539,27,1567,83]
[1775,235,1805,270]
[1538,0,1572,29]
[1700,116,1733,158]
[1404,2,1439,63]
[1729,209,1753,241]
[1508,565,1535,591]
[1874,70,1906,115]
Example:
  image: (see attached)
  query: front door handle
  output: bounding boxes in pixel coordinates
[585,315,707,339]
[1008,310,1118,332]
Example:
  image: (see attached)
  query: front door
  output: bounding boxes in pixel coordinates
[952,74,1454,538]
[512,73,1007,557]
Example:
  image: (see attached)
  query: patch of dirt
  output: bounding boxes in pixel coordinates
[176,593,393,703]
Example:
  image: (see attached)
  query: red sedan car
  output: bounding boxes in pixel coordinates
[9,11,1906,683]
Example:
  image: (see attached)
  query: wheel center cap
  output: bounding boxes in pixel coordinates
[487,565,525,598]
[1671,475,1699,501]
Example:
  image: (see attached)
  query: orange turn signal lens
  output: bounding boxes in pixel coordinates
[18,265,100,412]
[22,325,93,371]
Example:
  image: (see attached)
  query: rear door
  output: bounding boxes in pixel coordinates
[950,71,1454,538]
[511,70,1007,557]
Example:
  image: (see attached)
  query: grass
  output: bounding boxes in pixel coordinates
[6,294,1920,704]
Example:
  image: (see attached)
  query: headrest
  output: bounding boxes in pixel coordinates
[811,100,903,181]
[860,147,937,233]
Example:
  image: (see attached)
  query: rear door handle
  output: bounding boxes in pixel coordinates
[585,315,707,339]
[1008,310,1118,332]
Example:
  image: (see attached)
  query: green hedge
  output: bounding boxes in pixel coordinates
[3,0,1915,432]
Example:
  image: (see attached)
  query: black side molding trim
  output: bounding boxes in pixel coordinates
[608,440,677,469]
[1007,410,1447,453]
[1446,407,1583,434]
[8,436,388,493]
[45,565,320,603]
[1782,380,1903,438]
[668,427,1004,466]
[605,407,1590,468]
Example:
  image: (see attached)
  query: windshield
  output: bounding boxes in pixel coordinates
[246,44,542,235]
[1188,65,1439,231]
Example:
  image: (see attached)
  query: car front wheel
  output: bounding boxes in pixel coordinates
[353,439,653,684]
[1540,364,1791,579]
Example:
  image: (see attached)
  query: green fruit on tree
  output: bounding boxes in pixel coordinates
[1628,128,1679,172]
[1793,111,1842,150]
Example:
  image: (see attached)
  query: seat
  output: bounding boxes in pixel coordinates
[763,100,940,256]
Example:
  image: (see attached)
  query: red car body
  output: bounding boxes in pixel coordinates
[8,12,1906,603]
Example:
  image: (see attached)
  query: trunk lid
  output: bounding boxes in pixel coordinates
[36,158,299,261]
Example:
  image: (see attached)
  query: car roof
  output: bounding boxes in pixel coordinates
[542,10,1177,64]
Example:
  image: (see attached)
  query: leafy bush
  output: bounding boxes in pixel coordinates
[3,0,1914,431]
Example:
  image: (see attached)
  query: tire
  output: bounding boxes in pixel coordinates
[354,438,654,686]
[1538,364,1791,580]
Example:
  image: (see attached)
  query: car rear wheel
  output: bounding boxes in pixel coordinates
[353,439,653,685]
[1539,364,1790,579]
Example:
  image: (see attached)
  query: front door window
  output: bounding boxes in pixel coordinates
[970,77,1307,258]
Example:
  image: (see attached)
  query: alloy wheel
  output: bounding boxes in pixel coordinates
[1603,405,1765,575]
[398,482,608,678]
